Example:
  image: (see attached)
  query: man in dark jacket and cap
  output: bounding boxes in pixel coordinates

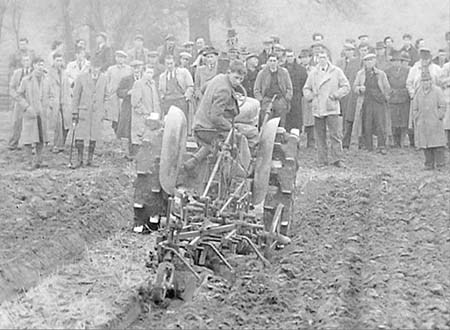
[282,49,308,132]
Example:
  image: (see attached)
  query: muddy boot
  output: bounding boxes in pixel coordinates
[184,146,211,174]
[305,127,315,148]
[86,140,98,167]
[408,130,415,148]
[73,140,84,168]
[34,142,47,168]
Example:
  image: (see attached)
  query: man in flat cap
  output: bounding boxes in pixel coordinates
[412,71,446,170]
[406,47,442,145]
[127,34,150,65]
[116,60,144,157]
[93,32,114,72]
[400,34,419,67]
[157,34,179,64]
[179,51,193,70]
[71,58,108,168]
[353,53,391,154]
[105,50,132,135]
[303,51,350,167]
[242,53,260,98]
[194,46,219,99]
[385,51,412,148]
[337,43,361,149]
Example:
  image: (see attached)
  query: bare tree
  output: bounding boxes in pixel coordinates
[61,0,74,60]
[0,0,10,41]
[10,0,24,47]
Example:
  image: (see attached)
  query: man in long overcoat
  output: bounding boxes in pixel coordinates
[116,60,143,155]
[406,48,442,146]
[283,49,308,133]
[104,51,132,133]
[337,43,360,149]
[48,52,72,152]
[71,60,107,167]
[385,52,411,147]
[441,60,450,149]
[17,57,50,169]
[412,72,447,169]
[352,54,391,153]
[8,54,32,150]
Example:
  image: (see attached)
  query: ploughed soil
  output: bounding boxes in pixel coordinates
[132,147,450,329]
[1,105,449,330]
[0,126,135,305]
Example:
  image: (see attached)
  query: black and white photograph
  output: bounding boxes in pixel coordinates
[0,0,449,328]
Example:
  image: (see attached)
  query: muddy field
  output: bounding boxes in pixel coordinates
[0,107,449,329]
[133,148,450,329]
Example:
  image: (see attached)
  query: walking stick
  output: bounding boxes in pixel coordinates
[68,111,79,168]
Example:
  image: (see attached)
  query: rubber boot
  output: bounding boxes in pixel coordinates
[24,144,34,170]
[35,142,47,168]
[74,140,84,168]
[408,130,415,147]
[184,145,212,173]
[86,140,98,167]
[305,126,315,148]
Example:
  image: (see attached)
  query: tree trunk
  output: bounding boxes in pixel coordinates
[188,0,211,43]
[61,0,74,61]
[224,0,232,28]
[0,0,9,42]
[87,0,105,54]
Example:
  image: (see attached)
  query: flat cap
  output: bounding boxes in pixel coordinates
[130,59,144,67]
[115,50,128,58]
[299,48,312,57]
[148,51,158,57]
[179,51,192,59]
[203,46,219,56]
[358,34,369,39]
[96,32,108,40]
[273,43,285,50]
[165,34,175,41]
[183,41,195,47]
[343,43,356,50]
[363,53,376,60]
[263,39,273,45]
[245,53,259,61]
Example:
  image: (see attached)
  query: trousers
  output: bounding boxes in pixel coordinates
[314,115,343,165]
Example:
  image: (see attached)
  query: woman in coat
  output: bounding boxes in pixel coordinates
[412,72,447,169]
[71,60,107,167]
[17,58,50,169]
